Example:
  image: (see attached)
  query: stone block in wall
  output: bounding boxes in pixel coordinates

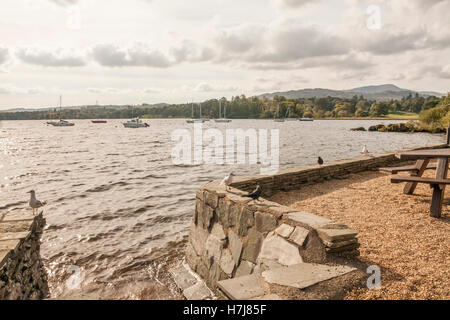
[219,249,235,277]
[298,230,326,263]
[203,234,225,269]
[235,260,255,278]
[241,229,264,263]
[228,230,242,266]
[288,226,309,247]
[254,211,277,234]
[189,222,209,257]
[235,208,254,237]
[258,232,303,266]
[274,224,294,238]
[317,228,358,242]
[205,191,219,209]
[210,223,226,241]
[286,211,334,230]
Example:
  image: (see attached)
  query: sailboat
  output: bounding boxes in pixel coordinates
[47,96,75,126]
[186,102,206,123]
[273,104,285,122]
[285,107,297,121]
[215,100,232,123]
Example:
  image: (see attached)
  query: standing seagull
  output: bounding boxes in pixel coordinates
[317,156,324,165]
[220,172,235,191]
[244,184,262,201]
[361,145,369,155]
[28,190,46,215]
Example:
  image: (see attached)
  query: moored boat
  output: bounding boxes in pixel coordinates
[123,117,149,128]
[92,120,107,123]
[47,119,75,127]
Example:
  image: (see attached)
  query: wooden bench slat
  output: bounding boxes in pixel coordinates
[391,176,450,185]
[379,163,437,174]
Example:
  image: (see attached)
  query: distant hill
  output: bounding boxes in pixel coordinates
[257,84,445,101]
[1,102,170,113]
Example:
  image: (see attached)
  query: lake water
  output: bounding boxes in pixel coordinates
[0,119,444,299]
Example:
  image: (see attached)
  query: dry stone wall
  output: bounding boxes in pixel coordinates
[0,212,48,300]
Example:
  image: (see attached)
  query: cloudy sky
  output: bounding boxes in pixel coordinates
[0,0,449,109]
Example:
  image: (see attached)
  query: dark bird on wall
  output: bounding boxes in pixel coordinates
[318,156,324,165]
[244,184,262,201]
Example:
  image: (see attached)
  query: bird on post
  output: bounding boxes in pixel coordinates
[220,172,235,191]
[244,184,262,201]
[317,156,324,165]
[28,190,46,215]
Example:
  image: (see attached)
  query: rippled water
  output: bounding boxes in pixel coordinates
[0,119,444,299]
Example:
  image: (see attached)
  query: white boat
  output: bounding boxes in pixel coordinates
[47,96,75,127]
[215,100,232,123]
[123,117,149,128]
[186,102,207,123]
[47,119,75,127]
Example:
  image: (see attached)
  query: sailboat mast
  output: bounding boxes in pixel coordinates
[200,103,202,118]
[59,95,62,119]
[219,100,221,118]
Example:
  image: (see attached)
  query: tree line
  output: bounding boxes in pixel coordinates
[0,93,446,121]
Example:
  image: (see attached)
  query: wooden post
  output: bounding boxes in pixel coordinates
[446,126,450,145]
[430,157,448,218]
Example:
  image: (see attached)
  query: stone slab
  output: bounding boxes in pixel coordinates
[217,274,265,300]
[0,231,30,241]
[169,265,198,291]
[219,249,235,276]
[211,223,226,241]
[275,224,294,238]
[262,263,356,289]
[204,234,224,268]
[258,233,303,266]
[228,230,242,266]
[255,211,277,233]
[287,211,333,229]
[0,239,21,252]
[2,212,35,222]
[323,238,357,249]
[241,229,263,263]
[183,281,213,300]
[235,260,254,278]
[317,228,358,242]
[288,226,309,247]
[189,222,209,256]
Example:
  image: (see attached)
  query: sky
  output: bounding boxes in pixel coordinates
[0,0,449,109]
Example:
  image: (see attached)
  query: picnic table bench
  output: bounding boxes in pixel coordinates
[383,148,450,218]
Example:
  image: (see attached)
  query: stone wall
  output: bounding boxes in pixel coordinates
[182,144,447,299]
[0,212,49,300]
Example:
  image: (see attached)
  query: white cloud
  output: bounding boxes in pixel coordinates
[0,46,9,65]
[91,43,172,68]
[16,47,86,67]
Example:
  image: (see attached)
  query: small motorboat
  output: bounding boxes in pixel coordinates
[186,119,206,123]
[92,120,107,124]
[123,117,149,128]
[299,118,314,121]
[47,119,75,127]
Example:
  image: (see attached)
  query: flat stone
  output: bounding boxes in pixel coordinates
[204,234,224,268]
[275,224,294,238]
[211,223,226,241]
[228,230,242,266]
[202,205,215,229]
[183,281,212,300]
[216,199,232,228]
[219,249,235,276]
[323,238,357,249]
[251,294,282,300]
[185,242,202,272]
[0,239,21,252]
[241,229,264,263]
[169,265,198,291]
[217,274,265,300]
[204,191,219,209]
[317,228,358,242]
[255,211,277,233]
[2,212,35,222]
[237,208,254,236]
[288,226,309,247]
[189,222,209,257]
[287,211,333,229]
[0,231,30,242]
[262,263,356,289]
[259,258,284,271]
[258,233,303,266]
[235,260,255,278]
[326,243,360,253]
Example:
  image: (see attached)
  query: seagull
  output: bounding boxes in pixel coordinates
[317,156,324,165]
[28,190,46,215]
[362,145,369,155]
[244,184,262,201]
[220,172,235,191]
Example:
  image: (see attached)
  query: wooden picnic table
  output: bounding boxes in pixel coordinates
[390,148,450,218]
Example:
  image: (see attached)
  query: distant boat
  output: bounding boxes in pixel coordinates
[123,117,149,128]
[186,102,207,123]
[215,100,232,123]
[92,120,107,124]
[274,104,285,122]
[299,118,314,121]
[47,95,75,127]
